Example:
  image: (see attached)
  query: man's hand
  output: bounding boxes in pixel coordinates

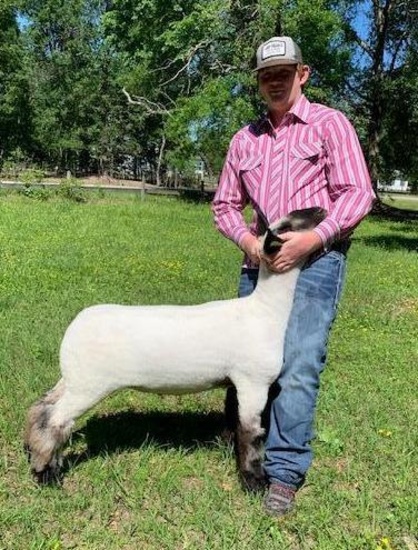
[240,234,261,265]
[263,230,323,273]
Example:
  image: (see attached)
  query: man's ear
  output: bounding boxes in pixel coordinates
[263,229,283,255]
[299,64,311,86]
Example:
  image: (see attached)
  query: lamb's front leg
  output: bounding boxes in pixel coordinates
[235,382,269,492]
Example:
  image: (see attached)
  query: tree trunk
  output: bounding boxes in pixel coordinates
[367,78,383,191]
[156,135,166,187]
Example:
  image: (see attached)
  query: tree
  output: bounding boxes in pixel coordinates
[110,0,349,180]
[335,0,418,188]
[379,62,418,188]
[0,2,31,163]
[19,0,142,174]
[7,0,418,205]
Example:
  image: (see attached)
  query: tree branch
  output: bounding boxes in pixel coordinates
[122,88,172,116]
[346,78,369,101]
[388,31,409,73]
[159,39,210,87]
[344,23,374,60]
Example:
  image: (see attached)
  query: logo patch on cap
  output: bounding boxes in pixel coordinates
[261,40,286,60]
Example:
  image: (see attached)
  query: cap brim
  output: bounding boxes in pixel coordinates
[254,59,300,72]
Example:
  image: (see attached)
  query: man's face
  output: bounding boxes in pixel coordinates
[258,64,310,115]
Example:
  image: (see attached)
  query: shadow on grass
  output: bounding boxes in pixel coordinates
[371,200,418,220]
[388,222,418,234]
[63,409,228,475]
[355,234,418,252]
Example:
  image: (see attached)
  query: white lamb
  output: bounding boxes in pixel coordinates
[25,206,326,491]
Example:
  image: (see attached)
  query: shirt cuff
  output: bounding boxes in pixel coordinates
[313,218,341,249]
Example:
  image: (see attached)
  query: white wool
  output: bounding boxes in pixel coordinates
[59,263,297,400]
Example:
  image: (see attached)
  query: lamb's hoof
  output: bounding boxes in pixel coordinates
[240,470,268,493]
[32,466,61,486]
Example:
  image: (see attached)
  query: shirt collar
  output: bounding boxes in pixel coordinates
[289,94,311,123]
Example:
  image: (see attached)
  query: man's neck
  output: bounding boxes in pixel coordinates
[269,110,287,128]
[268,93,303,128]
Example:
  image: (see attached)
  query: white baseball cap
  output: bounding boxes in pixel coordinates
[255,36,303,71]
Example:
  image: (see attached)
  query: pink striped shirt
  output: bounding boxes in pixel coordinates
[212,95,375,262]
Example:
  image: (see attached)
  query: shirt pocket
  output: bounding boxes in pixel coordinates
[290,142,323,161]
[238,154,263,173]
[289,142,324,186]
[238,154,264,197]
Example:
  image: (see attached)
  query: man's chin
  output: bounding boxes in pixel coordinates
[268,94,288,105]
[268,99,289,111]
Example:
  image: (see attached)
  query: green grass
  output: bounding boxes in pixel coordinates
[380,194,418,211]
[0,192,417,549]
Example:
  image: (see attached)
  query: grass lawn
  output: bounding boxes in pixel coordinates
[0,190,417,549]
[380,194,418,211]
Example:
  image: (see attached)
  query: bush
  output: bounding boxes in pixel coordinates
[0,148,28,179]
[19,186,52,201]
[56,178,87,203]
[19,168,45,186]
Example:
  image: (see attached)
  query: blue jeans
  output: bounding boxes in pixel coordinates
[238,251,347,489]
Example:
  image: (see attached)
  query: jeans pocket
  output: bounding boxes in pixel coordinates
[299,251,347,314]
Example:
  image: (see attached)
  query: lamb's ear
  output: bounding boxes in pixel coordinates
[256,209,269,236]
[263,228,284,255]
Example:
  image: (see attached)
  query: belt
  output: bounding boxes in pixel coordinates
[329,239,351,255]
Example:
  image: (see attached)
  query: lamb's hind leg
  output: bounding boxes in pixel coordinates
[235,382,269,492]
[24,379,104,484]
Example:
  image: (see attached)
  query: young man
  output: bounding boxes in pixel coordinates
[212,36,375,516]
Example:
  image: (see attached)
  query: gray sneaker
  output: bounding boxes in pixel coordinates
[264,482,296,517]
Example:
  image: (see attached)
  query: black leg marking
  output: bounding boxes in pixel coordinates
[236,427,267,493]
[223,386,239,444]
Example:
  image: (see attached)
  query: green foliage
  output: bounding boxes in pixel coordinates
[56,178,87,202]
[317,427,344,456]
[99,0,353,176]
[334,0,418,183]
[0,3,32,157]
[0,147,27,178]
[166,76,257,174]
[18,0,143,173]
[19,167,44,185]
[2,0,418,185]
[379,62,418,183]
[282,0,351,99]
[14,177,87,202]
[18,185,52,201]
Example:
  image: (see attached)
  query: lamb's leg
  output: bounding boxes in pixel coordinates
[24,379,105,484]
[235,383,269,492]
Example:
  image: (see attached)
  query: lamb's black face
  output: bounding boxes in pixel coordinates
[262,207,327,256]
